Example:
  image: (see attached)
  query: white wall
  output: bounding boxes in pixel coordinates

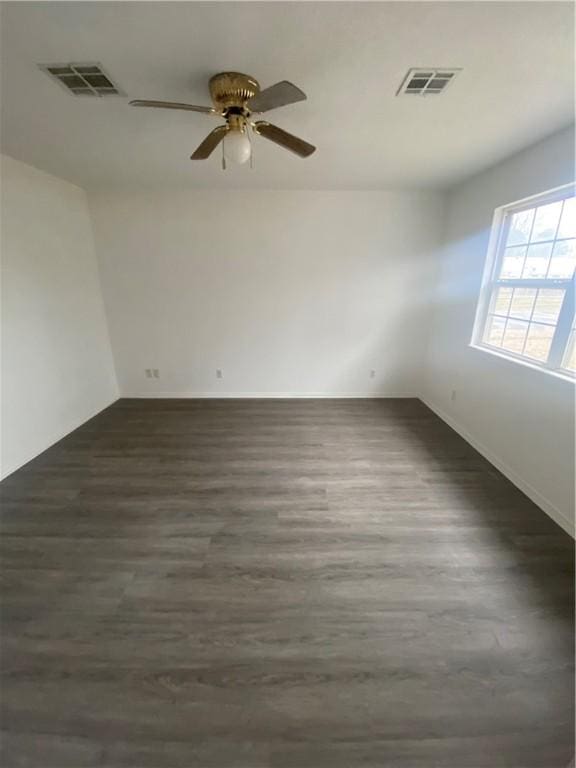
[422,126,575,535]
[1,155,118,478]
[89,190,444,398]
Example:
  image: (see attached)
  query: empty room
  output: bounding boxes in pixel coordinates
[0,1,574,766]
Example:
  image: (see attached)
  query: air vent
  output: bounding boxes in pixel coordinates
[397,68,460,97]
[39,63,124,97]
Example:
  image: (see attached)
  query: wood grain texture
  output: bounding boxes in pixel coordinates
[0,398,573,767]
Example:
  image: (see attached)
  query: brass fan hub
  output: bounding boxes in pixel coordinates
[209,72,260,111]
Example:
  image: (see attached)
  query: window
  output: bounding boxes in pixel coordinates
[472,184,576,378]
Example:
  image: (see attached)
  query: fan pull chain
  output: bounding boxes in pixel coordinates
[221,140,227,171]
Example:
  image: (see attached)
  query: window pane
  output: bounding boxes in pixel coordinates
[522,242,553,278]
[484,315,506,347]
[523,323,555,362]
[509,287,537,319]
[506,208,534,246]
[557,197,576,240]
[501,319,528,354]
[531,200,562,242]
[500,246,526,278]
[548,239,576,279]
[492,286,513,315]
[532,288,565,324]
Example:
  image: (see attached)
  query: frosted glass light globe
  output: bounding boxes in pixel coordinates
[223,129,251,165]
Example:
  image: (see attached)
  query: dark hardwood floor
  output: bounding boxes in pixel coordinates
[0,398,573,767]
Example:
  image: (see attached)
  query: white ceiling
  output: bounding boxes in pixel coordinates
[1,1,573,191]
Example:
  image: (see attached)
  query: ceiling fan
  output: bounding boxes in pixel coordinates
[130,71,316,167]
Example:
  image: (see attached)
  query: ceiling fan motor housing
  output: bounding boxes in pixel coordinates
[209,72,260,112]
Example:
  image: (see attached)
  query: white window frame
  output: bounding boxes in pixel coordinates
[471,183,576,379]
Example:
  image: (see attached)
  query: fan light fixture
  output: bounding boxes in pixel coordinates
[223,127,251,165]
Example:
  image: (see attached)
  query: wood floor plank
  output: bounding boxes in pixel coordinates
[0,398,573,767]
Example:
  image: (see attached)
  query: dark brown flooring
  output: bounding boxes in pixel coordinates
[0,398,573,768]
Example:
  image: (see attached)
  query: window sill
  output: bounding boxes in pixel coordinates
[469,342,576,384]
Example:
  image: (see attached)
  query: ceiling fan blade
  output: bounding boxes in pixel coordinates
[247,81,306,113]
[253,121,316,158]
[191,125,229,159]
[130,100,218,115]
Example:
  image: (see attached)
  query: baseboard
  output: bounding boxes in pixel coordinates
[420,396,574,538]
[0,396,119,481]
[122,391,418,399]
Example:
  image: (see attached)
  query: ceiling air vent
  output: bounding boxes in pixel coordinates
[397,68,460,97]
[39,63,124,97]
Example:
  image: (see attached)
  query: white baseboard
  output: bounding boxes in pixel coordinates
[122,391,418,399]
[0,397,119,481]
[420,396,574,538]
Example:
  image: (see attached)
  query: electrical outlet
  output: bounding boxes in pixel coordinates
[153,369,160,379]
[216,369,223,379]
[145,368,152,378]
[370,370,376,379]
[451,389,457,402]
